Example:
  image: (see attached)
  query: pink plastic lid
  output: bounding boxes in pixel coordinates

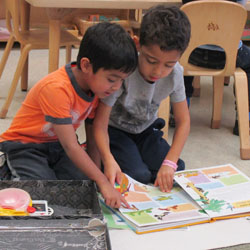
[0,188,31,211]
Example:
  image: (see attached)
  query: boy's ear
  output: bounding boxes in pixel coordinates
[80,57,91,73]
[132,35,140,51]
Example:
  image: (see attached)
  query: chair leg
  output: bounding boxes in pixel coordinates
[224,76,230,86]
[192,76,201,97]
[158,96,170,140]
[65,45,72,64]
[0,35,15,78]
[211,76,224,129]
[0,44,31,119]
[234,69,250,160]
[20,44,29,91]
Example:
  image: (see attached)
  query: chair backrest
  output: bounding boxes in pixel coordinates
[5,0,29,42]
[180,0,247,76]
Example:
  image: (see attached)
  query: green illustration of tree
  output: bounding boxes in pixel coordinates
[196,197,226,212]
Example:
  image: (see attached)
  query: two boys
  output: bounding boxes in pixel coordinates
[0,5,191,206]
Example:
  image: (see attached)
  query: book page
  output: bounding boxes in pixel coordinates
[174,164,250,218]
[115,174,209,231]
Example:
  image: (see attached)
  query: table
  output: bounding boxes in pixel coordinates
[25,0,182,73]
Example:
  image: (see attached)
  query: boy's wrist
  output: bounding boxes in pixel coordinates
[162,159,178,171]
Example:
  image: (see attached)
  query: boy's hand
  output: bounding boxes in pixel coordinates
[98,180,130,209]
[104,158,122,186]
[154,165,175,192]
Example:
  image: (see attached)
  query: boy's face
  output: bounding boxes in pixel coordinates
[88,68,129,98]
[137,44,181,83]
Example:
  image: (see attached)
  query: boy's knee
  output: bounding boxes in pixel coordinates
[176,159,185,171]
[135,171,152,184]
[125,169,152,184]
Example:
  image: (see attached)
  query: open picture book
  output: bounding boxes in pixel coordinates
[102,164,250,234]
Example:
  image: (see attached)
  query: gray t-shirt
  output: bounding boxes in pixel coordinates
[101,62,186,134]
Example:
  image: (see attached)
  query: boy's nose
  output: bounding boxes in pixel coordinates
[111,81,122,91]
[153,66,163,78]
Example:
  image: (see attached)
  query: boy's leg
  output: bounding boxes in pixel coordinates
[108,126,152,184]
[137,118,185,182]
[41,141,88,180]
[0,141,57,180]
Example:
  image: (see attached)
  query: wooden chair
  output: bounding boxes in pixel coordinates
[192,76,231,97]
[180,0,250,159]
[0,0,80,118]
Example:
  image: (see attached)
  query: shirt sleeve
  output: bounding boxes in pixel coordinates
[170,63,186,103]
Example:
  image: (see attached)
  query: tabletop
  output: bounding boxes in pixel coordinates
[25,0,182,9]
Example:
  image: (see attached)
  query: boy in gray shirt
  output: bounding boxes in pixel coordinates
[94,5,191,192]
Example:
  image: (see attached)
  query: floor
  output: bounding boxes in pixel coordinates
[1,44,250,250]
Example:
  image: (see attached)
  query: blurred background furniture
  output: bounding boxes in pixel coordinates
[179,0,250,159]
[0,0,80,118]
[24,0,183,73]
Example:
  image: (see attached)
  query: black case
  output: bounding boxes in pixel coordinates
[0,180,111,250]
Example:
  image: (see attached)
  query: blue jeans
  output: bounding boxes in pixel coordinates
[0,141,88,180]
[108,118,185,184]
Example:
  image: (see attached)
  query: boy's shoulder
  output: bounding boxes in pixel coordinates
[33,65,69,91]
[171,62,184,76]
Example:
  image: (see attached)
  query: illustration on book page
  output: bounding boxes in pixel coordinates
[115,174,208,228]
[174,164,250,218]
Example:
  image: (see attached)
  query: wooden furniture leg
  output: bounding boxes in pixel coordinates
[192,76,200,97]
[21,45,29,91]
[65,45,72,64]
[234,68,250,159]
[211,76,224,129]
[20,0,30,91]
[0,45,31,118]
[48,19,61,72]
[0,35,15,78]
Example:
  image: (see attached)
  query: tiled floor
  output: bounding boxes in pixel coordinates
[0,44,250,177]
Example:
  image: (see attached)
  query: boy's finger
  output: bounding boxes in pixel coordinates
[121,195,130,208]
[162,179,168,192]
[166,176,173,192]
[154,179,159,187]
[157,178,165,192]
[114,199,121,209]
[108,176,115,186]
[116,172,122,185]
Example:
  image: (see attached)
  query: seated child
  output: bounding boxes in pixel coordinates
[93,5,191,193]
[0,22,138,208]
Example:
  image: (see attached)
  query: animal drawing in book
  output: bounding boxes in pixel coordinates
[174,164,250,218]
[114,173,208,230]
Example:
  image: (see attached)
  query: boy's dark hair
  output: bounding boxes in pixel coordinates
[140,5,191,54]
[77,22,138,74]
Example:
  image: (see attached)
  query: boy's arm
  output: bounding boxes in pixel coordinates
[155,100,190,192]
[93,101,123,186]
[85,122,101,168]
[52,123,129,208]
